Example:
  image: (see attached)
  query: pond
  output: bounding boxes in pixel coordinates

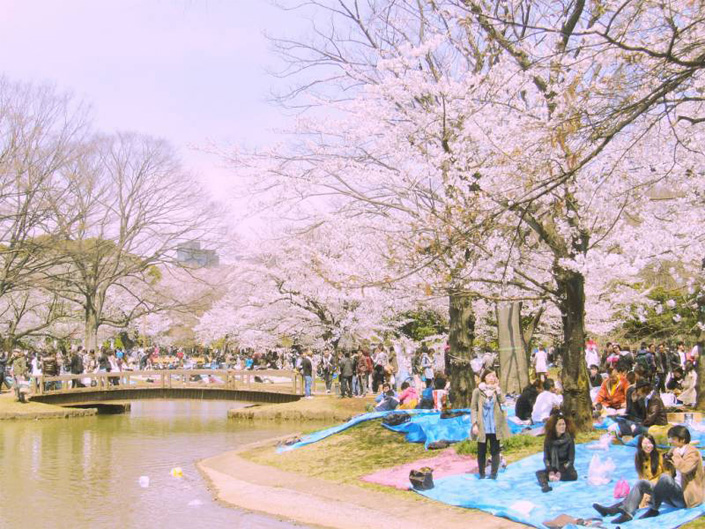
[0,400,308,529]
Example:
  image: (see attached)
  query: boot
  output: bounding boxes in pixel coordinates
[489,453,500,479]
[593,503,622,517]
[639,508,659,519]
[536,471,552,493]
[612,511,633,524]
[477,452,486,479]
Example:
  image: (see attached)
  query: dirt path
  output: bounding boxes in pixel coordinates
[198,443,524,529]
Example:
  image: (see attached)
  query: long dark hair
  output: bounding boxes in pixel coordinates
[544,413,575,444]
[635,433,660,477]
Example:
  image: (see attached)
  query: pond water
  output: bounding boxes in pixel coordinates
[0,401,309,529]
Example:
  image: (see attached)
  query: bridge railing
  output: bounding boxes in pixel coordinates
[29,369,303,397]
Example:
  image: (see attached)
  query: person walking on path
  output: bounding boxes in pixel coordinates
[339,351,354,398]
[300,351,314,398]
[320,350,335,394]
[471,370,509,480]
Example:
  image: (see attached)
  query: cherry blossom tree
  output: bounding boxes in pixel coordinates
[225,0,705,425]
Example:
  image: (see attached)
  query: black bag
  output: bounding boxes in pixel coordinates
[440,410,469,419]
[427,440,451,450]
[382,411,411,426]
[409,467,434,490]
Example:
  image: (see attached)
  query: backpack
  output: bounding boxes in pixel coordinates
[409,467,434,490]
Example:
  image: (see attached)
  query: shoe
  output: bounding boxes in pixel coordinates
[541,484,552,493]
[612,511,633,524]
[639,508,659,519]
[593,503,621,517]
[489,474,497,480]
[478,473,486,480]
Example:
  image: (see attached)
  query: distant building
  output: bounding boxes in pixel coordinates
[176,241,219,268]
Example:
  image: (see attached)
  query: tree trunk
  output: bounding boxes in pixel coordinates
[497,302,530,394]
[448,291,475,407]
[556,269,593,431]
[84,306,99,352]
[697,341,705,410]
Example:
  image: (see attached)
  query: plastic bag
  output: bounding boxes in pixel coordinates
[587,454,615,486]
[613,477,630,498]
[587,433,612,451]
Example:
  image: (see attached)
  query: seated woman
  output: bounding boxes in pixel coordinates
[679,362,697,407]
[593,433,666,523]
[397,380,419,409]
[536,413,577,492]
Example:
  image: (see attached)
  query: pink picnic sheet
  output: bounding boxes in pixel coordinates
[360,448,478,490]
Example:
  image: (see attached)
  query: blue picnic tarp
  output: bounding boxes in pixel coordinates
[279,405,544,452]
[416,442,705,529]
[276,409,437,453]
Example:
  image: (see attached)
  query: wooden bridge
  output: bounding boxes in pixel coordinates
[28,369,304,406]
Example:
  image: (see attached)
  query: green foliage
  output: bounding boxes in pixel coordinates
[621,286,704,343]
[397,309,447,341]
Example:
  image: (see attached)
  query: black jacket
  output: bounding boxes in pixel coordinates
[515,384,538,421]
[543,434,575,472]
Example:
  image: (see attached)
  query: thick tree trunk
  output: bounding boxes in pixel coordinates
[84,307,99,352]
[448,291,476,408]
[497,302,530,394]
[696,341,705,410]
[556,269,593,431]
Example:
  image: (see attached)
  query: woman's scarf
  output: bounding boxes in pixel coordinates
[549,434,572,470]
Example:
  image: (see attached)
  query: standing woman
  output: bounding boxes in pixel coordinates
[536,413,577,492]
[471,370,509,479]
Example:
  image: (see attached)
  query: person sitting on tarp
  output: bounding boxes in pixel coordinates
[614,379,666,437]
[375,383,397,403]
[600,426,704,522]
[470,370,509,480]
[398,380,419,409]
[532,378,562,423]
[375,389,399,412]
[416,379,434,409]
[536,412,577,492]
[588,365,603,388]
[593,433,668,523]
[595,366,629,414]
[432,375,448,411]
[515,379,541,422]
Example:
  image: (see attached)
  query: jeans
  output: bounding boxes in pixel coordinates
[614,417,648,437]
[340,375,353,397]
[650,474,686,510]
[322,370,332,392]
[304,375,313,397]
[352,375,360,396]
[358,373,369,395]
[621,479,654,515]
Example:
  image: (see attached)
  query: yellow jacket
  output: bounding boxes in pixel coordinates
[638,453,665,483]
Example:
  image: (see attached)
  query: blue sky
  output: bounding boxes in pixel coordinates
[0,0,303,195]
